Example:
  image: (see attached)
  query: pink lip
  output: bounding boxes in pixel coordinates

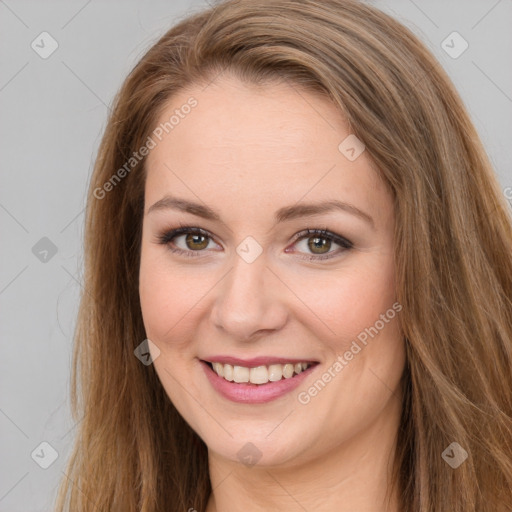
[200,360,318,404]
[203,356,318,367]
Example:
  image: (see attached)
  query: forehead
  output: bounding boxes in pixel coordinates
[144,76,390,222]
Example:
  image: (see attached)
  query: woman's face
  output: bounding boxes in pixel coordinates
[139,75,405,468]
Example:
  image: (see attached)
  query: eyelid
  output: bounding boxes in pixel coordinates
[157,224,220,253]
[286,228,353,261]
[156,225,353,260]
[290,228,353,249]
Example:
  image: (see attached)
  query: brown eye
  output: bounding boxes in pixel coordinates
[291,228,353,261]
[158,226,351,261]
[185,233,209,250]
[307,236,332,254]
[157,227,221,257]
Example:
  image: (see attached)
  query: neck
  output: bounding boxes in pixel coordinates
[205,393,402,512]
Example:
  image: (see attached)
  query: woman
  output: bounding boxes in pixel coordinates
[55,0,512,510]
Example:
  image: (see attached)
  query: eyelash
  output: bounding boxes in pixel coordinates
[155,223,353,261]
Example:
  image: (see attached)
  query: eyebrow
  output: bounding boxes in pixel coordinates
[147,195,375,228]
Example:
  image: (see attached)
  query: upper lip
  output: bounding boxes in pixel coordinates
[201,356,319,368]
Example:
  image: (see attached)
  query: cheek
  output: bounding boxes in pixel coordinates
[139,247,219,353]
[139,248,190,346]
[291,256,397,352]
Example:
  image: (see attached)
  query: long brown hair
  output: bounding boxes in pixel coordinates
[55,1,512,510]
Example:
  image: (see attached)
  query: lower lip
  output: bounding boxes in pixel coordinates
[200,360,317,404]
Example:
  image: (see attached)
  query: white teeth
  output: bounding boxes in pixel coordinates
[210,361,313,385]
[282,363,294,379]
[233,366,250,383]
[212,362,224,377]
[249,366,268,384]
[268,364,283,382]
[223,364,234,381]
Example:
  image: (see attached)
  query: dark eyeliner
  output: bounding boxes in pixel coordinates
[289,227,353,261]
[156,225,353,260]
[293,228,353,249]
[156,224,214,257]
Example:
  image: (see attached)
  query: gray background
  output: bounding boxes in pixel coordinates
[0,0,511,510]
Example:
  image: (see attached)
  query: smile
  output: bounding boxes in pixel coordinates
[200,359,319,404]
[207,361,313,385]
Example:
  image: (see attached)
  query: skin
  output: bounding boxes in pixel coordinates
[139,74,406,511]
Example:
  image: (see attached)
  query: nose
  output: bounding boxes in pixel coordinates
[210,251,288,342]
